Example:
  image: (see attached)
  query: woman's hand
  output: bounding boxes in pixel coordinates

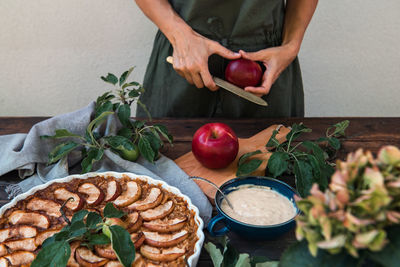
[171,30,240,91]
[239,45,298,97]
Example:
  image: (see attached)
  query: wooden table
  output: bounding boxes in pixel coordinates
[0,117,399,266]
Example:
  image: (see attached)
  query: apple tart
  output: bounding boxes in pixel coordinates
[0,172,204,266]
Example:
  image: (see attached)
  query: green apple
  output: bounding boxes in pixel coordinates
[118,144,140,162]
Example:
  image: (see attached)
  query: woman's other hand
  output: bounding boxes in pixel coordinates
[171,29,240,91]
[239,46,298,97]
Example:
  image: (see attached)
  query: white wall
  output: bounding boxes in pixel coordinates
[0,0,399,117]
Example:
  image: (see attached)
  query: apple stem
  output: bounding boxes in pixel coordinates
[59,197,74,225]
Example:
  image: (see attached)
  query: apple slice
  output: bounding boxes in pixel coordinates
[9,211,50,229]
[104,180,122,202]
[126,187,163,211]
[104,261,121,267]
[94,244,117,260]
[0,226,37,243]
[54,188,84,211]
[78,183,105,206]
[104,254,145,267]
[4,237,37,252]
[131,232,145,248]
[143,217,187,233]
[67,241,80,267]
[125,212,142,233]
[143,230,188,248]
[0,244,7,257]
[140,200,174,221]
[95,232,145,261]
[0,257,8,267]
[4,251,35,266]
[35,228,61,246]
[75,246,109,267]
[27,197,62,217]
[140,245,186,262]
[113,181,141,207]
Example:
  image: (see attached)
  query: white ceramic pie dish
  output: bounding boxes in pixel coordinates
[0,171,205,267]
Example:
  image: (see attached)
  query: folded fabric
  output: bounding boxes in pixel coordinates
[0,102,212,224]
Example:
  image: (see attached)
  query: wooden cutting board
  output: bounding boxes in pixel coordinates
[174,124,290,200]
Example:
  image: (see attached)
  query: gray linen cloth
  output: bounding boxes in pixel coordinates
[0,102,212,224]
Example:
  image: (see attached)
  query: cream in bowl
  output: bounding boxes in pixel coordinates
[208,176,299,240]
[220,185,297,226]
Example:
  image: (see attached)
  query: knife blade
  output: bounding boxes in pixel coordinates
[165,56,268,106]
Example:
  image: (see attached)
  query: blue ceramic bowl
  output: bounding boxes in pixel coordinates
[207,176,300,240]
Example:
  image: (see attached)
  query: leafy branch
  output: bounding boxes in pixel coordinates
[41,67,173,172]
[236,121,349,197]
[31,202,135,267]
[204,237,278,267]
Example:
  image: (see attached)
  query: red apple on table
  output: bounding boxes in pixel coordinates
[225,58,263,88]
[192,123,239,169]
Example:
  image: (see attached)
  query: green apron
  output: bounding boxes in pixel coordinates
[136,0,304,118]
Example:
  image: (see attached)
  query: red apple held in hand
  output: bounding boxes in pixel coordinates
[192,123,239,169]
[225,59,263,88]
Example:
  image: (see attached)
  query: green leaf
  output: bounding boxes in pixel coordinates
[101,73,118,85]
[250,256,272,266]
[69,221,87,238]
[41,235,56,248]
[154,124,173,144]
[137,99,152,121]
[31,241,71,267]
[110,225,136,267]
[117,127,133,139]
[138,135,156,163]
[301,141,325,163]
[319,164,334,190]
[286,123,312,142]
[95,100,114,118]
[86,212,103,229]
[328,137,341,150]
[368,226,400,267]
[267,152,289,178]
[104,135,134,151]
[128,89,140,98]
[266,130,280,148]
[316,137,329,143]
[279,241,358,267]
[294,160,313,197]
[81,148,104,173]
[144,130,163,158]
[255,262,279,267]
[204,242,224,267]
[122,81,140,89]
[326,120,349,138]
[119,67,134,86]
[71,209,89,224]
[48,141,80,164]
[236,159,263,177]
[236,253,251,267]
[117,104,131,127]
[132,120,145,130]
[238,150,263,166]
[88,233,111,245]
[53,230,70,242]
[104,203,126,218]
[306,154,321,183]
[86,111,114,143]
[40,129,84,140]
[222,242,240,267]
[96,91,114,106]
[250,256,278,267]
